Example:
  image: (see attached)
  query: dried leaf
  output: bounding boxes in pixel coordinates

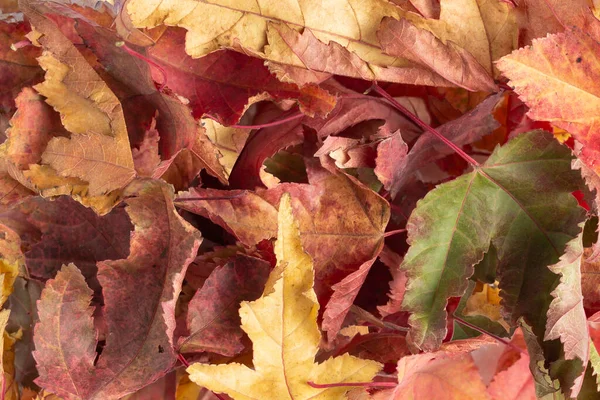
[33,180,202,399]
[544,230,589,397]
[371,351,489,400]
[187,194,382,400]
[178,254,270,356]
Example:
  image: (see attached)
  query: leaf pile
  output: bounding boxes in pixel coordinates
[1,0,600,398]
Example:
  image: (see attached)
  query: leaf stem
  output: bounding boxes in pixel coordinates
[174,192,248,202]
[177,353,190,367]
[307,380,397,389]
[10,39,31,51]
[370,83,481,168]
[115,41,167,92]
[384,229,406,238]
[452,314,525,354]
[205,111,304,129]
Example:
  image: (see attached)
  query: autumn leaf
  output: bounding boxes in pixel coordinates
[401,131,584,351]
[177,161,389,302]
[389,91,503,197]
[19,1,136,207]
[377,17,496,92]
[178,254,271,356]
[371,351,489,399]
[125,0,514,89]
[33,180,202,399]
[0,20,43,143]
[6,277,41,389]
[144,27,336,124]
[543,229,589,397]
[0,195,131,291]
[497,28,600,186]
[187,194,382,399]
[487,353,536,400]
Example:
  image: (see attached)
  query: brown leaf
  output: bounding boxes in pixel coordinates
[21,1,136,198]
[322,253,380,344]
[371,351,489,399]
[0,20,43,143]
[33,180,202,399]
[230,92,413,189]
[0,195,132,290]
[378,18,497,92]
[374,130,408,196]
[178,164,389,301]
[378,246,407,318]
[390,91,503,195]
[146,27,336,124]
[178,254,270,356]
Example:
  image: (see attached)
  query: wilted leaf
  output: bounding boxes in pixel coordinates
[178,162,389,300]
[126,0,514,89]
[187,194,382,400]
[401,131,584,351]
[390,91,503,196]
[33,180,202,399]
[487,354,536,400]
[514,0,600,45]
[0,20,43,143]
[371,351,489,400]
[1,195,131,289]
[377,17,497,92]
[322,253,380,344]
[377,246,406,318]
[497,29,600,187]
[544,230,589,397]
[144,27,336,124]
[21,2,136,201]
[6,277,41,389]
[178,254,270,356]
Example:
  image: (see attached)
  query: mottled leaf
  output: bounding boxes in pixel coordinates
[178,254,270,356]
[401,131,584,351]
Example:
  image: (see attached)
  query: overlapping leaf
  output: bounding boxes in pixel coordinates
[401,131,584,351]
[187,194,382,400]
[19,1,136,212]
[33,180,202,399]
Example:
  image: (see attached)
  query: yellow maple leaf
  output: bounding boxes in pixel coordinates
[187,194,382,399]
[127,0,515,86]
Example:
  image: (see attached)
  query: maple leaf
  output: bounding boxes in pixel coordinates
[19,1,136,203]
[389,91,503,197]
[0,195,131,291]
[229,91,412,189]
[144,27,336,125]
[126,0,514,89]
[187,194,382,400]
[543,229,589,397]
[371,351,489,400]
[377,17,497,92]
[401,131,585,351]
[33,180,202,400]
[0,20,43,143]
[487,353,536,400]
[178,254,271,356]
[178,161,389,302]
[6,277,42,389]
[514,0,600,45]
[322,254,380,344]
